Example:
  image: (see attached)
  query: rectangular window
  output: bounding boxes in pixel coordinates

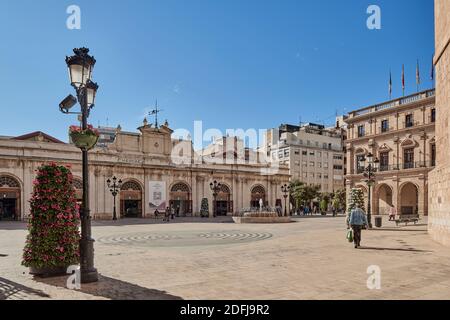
[309,151,315,156]
[379,152,389,171]
[431,108,436,123]
[302,151,307,156]
[358,125,365,137]
[356,155,365,173]
[317,173,322,179]
[404,148,414,169]
[324,162,329,168]
[317,152,322,157]
[333,165,343,170]
[310,161,315,167]
[302,161,308,167]
[381,119,389,133]
[405,114,414,128]
[318,162,322,168]
[431,144,436,167]
[303,172,307,178]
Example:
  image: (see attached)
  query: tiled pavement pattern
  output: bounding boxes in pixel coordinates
[1,216,450,300]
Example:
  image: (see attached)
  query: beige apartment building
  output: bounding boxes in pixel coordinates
[0,119,289,221]
[429,0,450,246]
[344,89,436,217]
[264,123,346,193]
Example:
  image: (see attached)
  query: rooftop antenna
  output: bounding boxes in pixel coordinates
[149,99,163,128]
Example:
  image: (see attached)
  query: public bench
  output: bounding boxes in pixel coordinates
[395,214,420,226]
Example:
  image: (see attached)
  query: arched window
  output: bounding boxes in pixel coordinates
[0,176,20,188]
[121,180,142,191]
[171,182,190,193]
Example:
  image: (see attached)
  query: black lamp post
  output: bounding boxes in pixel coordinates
[209,180,221,218]
[107,177,122,221]
[60,48,99,283]
[358,152,379,229]
[281,184,290,216]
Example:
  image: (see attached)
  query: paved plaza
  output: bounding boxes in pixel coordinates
[1,216,450,300]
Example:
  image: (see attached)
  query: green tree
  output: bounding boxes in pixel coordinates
[347,188,365,215]
[200,198,209,218]
[332,189,346,213]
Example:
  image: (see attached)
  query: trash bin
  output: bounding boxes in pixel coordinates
[375,216,382,228]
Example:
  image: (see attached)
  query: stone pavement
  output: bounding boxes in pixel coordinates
[1,215,450,300]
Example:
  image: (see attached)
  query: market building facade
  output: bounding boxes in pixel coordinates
[0,120,290,221]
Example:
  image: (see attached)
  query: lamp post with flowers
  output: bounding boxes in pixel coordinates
[358,152,379,229]
[59,48,99,283]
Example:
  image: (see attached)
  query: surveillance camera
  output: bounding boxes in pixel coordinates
[59,94,77,113]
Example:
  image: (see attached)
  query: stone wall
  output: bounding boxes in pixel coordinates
[429,0,450,245]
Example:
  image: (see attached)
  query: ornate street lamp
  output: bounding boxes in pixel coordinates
[59,47,99,283]
[281,184,290,216]
[209,180,221,218]
[107,177,122,221]
[359,152,380,229]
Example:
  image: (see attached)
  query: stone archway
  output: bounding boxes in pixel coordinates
[399,182,419,215]
[120,180,143,218]
[375,184,393,215]
[250,185,266,208]
[216,184,232,216]
[0,175,21,221]
[169,182,192,216]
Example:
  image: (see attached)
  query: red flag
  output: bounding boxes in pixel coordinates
[402,64,405,94]
[431,55,434,81]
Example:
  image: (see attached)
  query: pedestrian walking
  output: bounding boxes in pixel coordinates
[164,206,170,222]
[346,203,369,249]
[388,205,396,221]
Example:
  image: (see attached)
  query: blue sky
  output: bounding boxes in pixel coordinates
[0,0,434,142]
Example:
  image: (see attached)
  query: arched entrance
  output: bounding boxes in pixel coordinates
[400,183,419,215]
[0,175,21,221]
[216,184,232,216]
[376,184,393,215]
[250,185,266,208]
[120,180,143,218]
[169,182,192,216]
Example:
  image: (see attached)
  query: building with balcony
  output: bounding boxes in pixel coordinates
[264,122,346,193]
[344,89,436,217]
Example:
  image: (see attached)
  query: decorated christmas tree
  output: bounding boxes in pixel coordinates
[22,163,80,273]
[200,198,209,218]
[347,188,365,215]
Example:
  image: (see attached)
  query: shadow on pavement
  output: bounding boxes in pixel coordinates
[359,247,432,253]
[33,274,183,300]
[371,228,428,232]
[0,277,51,300]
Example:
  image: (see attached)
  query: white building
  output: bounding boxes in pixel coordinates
[264,123,346,193]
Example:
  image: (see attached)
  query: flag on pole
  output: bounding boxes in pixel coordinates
[416,60,420,92]
[401,64,405,95]
[389,70,392,98]
[431,55,434,81]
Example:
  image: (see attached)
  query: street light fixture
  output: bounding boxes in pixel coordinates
[60,47,99,283]
[107,177,122,221]
[209,180,221,218]
[360,152,380,229]
[281,184,290,216]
